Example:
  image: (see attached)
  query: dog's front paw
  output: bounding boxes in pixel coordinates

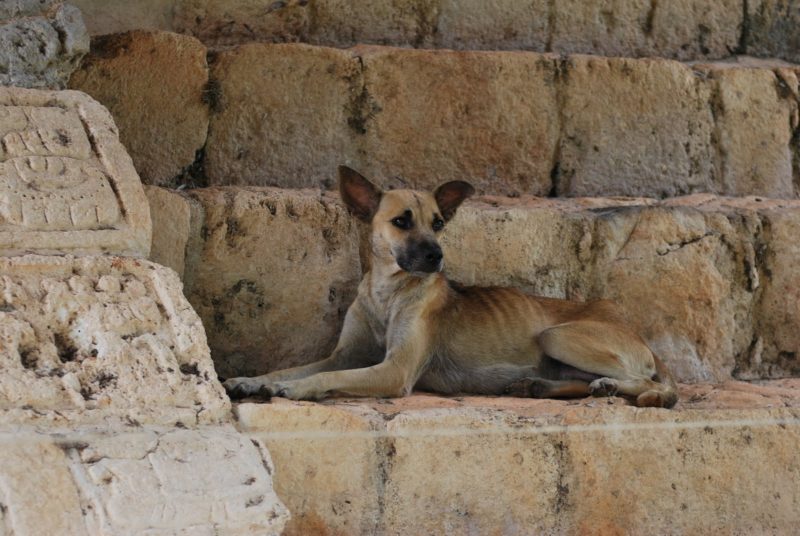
[589,377,619,397]
[223,377,274,401]
[271,380,324,401]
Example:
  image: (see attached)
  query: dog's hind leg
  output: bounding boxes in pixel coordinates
[537,321,678,408]
[505,378,590,398]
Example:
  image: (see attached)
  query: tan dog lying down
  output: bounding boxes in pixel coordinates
[224,167,678,408]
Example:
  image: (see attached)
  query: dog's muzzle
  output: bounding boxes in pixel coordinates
[397,240,444,274]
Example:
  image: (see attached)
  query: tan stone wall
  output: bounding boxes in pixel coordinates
[71,37,800,199]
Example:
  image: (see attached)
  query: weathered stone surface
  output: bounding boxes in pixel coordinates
[698,62,799,198]
[747,0,800,63]
[174,0,309,47]
[0,87,151,257]
[748,207,800,378]
[183,187,361,379]
[353,46,558,195]
[0,426,290,535]
[0,1,89,89]
[237,402,381,536]
[0,254,229,426]
[308,0,437,48]
[205,43,359,189]
[434,0,549,51]
[145,186,192,278]
[70,0,176,35]
[551,0,743,61]
[557,55,715,197]
[0,440,86,534]
[69,31,209,187]
[238,384,800,535]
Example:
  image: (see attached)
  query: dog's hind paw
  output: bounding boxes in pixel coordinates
[589,377,619,397]
[504,378,554,398]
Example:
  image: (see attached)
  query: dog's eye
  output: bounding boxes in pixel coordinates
[432,218,445,232]
[391,216,412,230]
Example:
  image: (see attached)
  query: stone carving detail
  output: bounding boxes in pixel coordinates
[0,87,150,256]
[0,254,229,427]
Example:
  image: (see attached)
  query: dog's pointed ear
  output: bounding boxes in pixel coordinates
[434,181,475,221]
[338,166,382,222]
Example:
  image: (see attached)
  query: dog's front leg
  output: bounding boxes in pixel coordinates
[273,318,430,400]
[224,300,381,399]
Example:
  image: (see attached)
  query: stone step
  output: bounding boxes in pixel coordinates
[73,0,799,64]
[146,185,800,384]
[72,35,800,198]
[236,380,800,535]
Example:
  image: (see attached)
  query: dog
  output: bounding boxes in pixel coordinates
[223,166,678,408]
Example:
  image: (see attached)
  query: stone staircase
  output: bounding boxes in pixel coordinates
[8,0,799,533]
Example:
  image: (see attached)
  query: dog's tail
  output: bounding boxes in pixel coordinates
[636,354,679,409]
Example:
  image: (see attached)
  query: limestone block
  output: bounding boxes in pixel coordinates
[0,440,85,535]
[174,0,309,47]
[237,402,382,536]
[550,0,742,61]
[558,55,715,197]
[70,0,176,35]
[69,31,210,187]
[308,0,437,48]
[0,427,289,535]
[354,46,559,195]
[69,427,289,535]
[237,391,800,534]
[747,0,800,63]
[748,207,800,378]
[0,87,151,257]
[697,63,798,198]
[435,0,549,51]
[145,186,192,279]
[205,43,360,189]
[0,254,229,426]
[0,1,89,89]
[183,187,361,378]
[440,197,653,299]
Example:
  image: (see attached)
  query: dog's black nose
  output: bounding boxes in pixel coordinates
[426,248,443,264]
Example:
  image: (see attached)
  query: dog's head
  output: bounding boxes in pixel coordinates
[338,166,474,275]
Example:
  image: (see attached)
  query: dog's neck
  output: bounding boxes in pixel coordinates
[364,256,444,315]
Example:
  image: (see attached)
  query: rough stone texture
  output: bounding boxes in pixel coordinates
[551,0,743,61]
[0,1,89,89]
[747,0,800,63]
[307,0,437,48]
[0,254,229,426]
[748,207,800,379]
[557,55,716,198]
[434,0,549,51]
[353,46,558,195]
[202,44,800,198]
[69,0,176,35]
[183,187,362,379]
[0,87,151,257]
[238,382,800,535]
[181,188,800,382]
[0,426,289,535]
[69,30,210,187]
[174,0,310,47]
[710,65,798,198]
[205,43,359,189]
[144,186,192,278]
